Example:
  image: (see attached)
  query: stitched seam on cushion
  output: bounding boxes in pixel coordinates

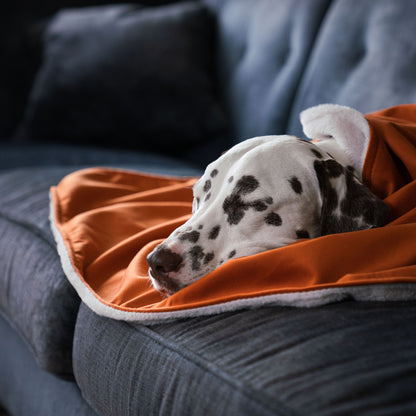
[132,323,300,416]
[0,211,55,249]
[284,0,333,133]
[0,303,75,379]
[0,215,77,378]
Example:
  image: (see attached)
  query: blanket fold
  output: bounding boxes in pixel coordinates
[50,105,416,322]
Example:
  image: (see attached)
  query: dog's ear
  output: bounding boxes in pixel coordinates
[301,104,370,175]
[314,159,389,236]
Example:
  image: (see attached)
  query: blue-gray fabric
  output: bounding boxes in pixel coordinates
[288,0,416,136]
[0,146,200,377]
[74,301,416,415]
[0,167,80,377]
[0,143,202,174]
[0,313,97,416]
[16,2,230,166]
[1,0,416,415]
[204,0,416,140]
[204,0,331,141]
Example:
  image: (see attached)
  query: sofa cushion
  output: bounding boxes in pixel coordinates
[288,0,416,136]
[74,300,416,416]
[203,0,331,141]
[0,143,202,174]
[0,314,98,416]
[16,2,229,164]
[0,146,200,377]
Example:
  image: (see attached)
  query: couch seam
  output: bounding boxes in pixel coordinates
[283,0,334,134]
[0,211,55,249]
[0,212,77,378]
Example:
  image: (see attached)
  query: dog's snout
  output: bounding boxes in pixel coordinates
[147,247,183,279]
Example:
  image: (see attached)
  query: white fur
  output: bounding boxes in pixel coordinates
[301,103,370,178]
[50,105,411,323]
[148,135,327,294]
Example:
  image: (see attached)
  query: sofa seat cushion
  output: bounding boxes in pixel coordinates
[74,301,416,416]
[0,314,98,416]
[0,145,200,378]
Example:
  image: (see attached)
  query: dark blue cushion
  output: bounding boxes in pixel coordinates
[16,2,229,165]
[74,301,416,415]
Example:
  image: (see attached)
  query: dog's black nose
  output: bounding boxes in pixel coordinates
[147,247,183,279]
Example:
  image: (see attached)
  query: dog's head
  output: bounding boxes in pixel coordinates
[147,135,389,296]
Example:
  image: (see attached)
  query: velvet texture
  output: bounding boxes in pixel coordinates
[16,2,228,160]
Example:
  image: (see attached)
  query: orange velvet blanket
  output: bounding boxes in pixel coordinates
[50,105,416,322]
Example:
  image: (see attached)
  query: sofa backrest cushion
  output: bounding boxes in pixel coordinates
[204,0,331,141]
[288,0,416,136]
[206,0,416,142]
[15,2,230,165]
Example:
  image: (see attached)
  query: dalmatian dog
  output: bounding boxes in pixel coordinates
[147,104,389,296]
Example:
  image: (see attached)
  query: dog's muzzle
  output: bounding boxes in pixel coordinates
[147,246,184,294]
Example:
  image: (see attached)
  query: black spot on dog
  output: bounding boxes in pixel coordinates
[203,180,211,193]
[228,250,236,258]
[326,185,339,213]
[341,169,388,226]
[315,158,389,235]
[204,252,214,264]
[314,160,326,193]
[325,159,344,178]
[311,148,323,159]
[228,176,234,183]
[313,160,343,207]
[198,225,203,230]
[265,212,282,226]
[223,176,274,225]
[208,225,221,240]
[180,231,200,244]
[264,196,273,204]
[249,199,269,212]
[189,245,204,271]
[323,215,359,235]
[296,229,310,239]
[204,192,211,202]
[234,175,259,195]
[223,193,247,225]
[210,169,218,178]
[289,176,303,194]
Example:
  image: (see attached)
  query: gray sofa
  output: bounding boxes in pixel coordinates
[1,1,416,415]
